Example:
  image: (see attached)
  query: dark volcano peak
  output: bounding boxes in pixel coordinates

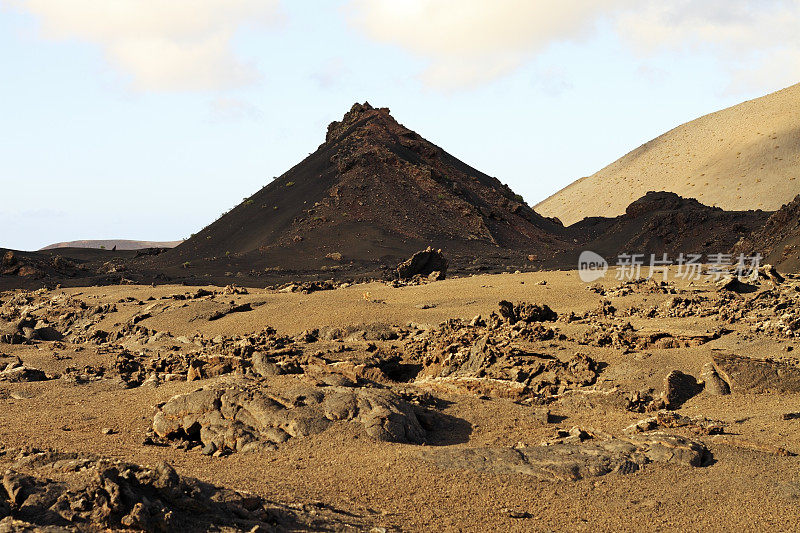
[325,102,382,142]
[323,102,427,157]
[163,102,568,279]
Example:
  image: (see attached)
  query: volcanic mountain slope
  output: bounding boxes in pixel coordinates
[0,191,777,290]
[537,83,800,225]
[569,192,770,261]
[164,103,568,276]
[734,194,800,271]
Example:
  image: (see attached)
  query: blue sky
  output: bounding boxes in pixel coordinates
[1,1,797,250]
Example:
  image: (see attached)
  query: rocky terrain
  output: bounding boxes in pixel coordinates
[1,268,800,530]
[734,194,800,272]
[567,191,770,259]
[2,101,799,531]
[0,446,361,531]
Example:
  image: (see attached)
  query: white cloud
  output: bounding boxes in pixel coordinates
[532,65,574,97]
[347,0,630,89]
[208,97,263,122]
[312,58,350,89]
[7,0,281,91]
[347,0,800,92]
[616,1,800,92]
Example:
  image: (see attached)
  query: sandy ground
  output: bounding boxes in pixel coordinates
[2,270,800,531]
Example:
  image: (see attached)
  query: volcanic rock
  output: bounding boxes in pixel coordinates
[661,370,703,409]
[715,275,757,293]
[497,300,557,324]
[0,447,358,531]
[700,362,730,395]
[711,353,800,393]
[0,248,85,286]
[421,432,710,481]
[757,264,785,284]
[565,192,770,261]
[624,411,725,435]
[396,247,448,280]
[152,382,427,452]
[0,366,47,383]
[409,302,596,400]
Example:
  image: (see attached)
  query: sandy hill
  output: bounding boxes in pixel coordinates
[41,239,182,251]
[163,103,569,278]
[536,83,800,225]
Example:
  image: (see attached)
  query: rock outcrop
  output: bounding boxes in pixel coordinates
[422,431,710,482]
[152,382,427,454]
[711,353,800,393]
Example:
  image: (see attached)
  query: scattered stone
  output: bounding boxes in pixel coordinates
[251,351,281,377]
[222,284,249,295]
[715,275,757,293]
[501,508,531,519]
[661,370,703,409]
[757,264,785,285]
[193,288,214,298]
[276,280,340,294]
[624,411,725,435]
[0,364,48,383]
[580,322,726,351]
[497,300,557,324]
[532,408,552,424]
[207,302,253,321]
[408,302,592,400]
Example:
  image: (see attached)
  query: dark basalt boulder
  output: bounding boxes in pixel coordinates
[396,247,448,280]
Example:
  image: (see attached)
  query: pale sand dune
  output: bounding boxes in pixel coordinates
[40,239,182,250]
[537,83,800,225]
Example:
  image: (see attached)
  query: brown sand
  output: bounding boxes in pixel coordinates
[2,271,800,531]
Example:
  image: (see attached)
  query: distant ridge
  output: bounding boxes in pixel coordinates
[41,239,183,251]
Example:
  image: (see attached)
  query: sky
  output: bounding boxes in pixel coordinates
[1,0,799,251]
